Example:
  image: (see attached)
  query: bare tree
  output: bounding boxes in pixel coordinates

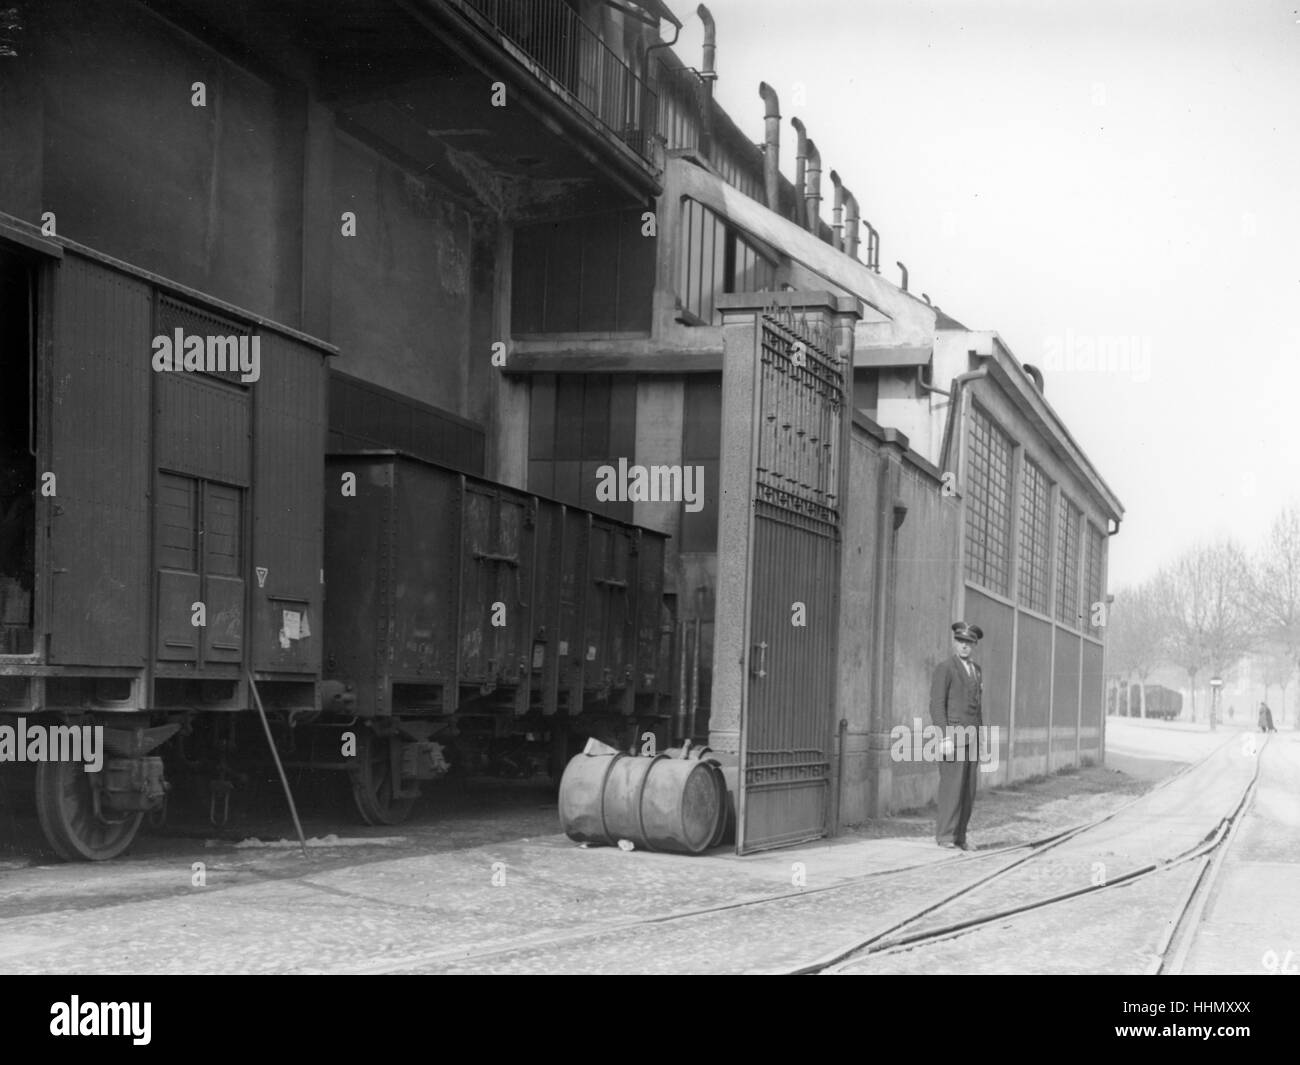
[1259,643,1297,727]
[1107,582,1166,717]
[1249,504,1300,723]
[1157,540,1258,721]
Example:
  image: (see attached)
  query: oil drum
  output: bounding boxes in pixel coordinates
[558,752,724,854]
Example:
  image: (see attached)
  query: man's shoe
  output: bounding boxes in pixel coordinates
[937,841,958,849]
[955,841,972,851]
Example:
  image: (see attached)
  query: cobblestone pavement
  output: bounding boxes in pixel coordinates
[0,718,1264,974]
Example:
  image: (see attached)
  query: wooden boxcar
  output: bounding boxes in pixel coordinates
[0,232,331,859]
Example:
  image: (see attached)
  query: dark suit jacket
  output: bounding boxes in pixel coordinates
[930,655,983,728]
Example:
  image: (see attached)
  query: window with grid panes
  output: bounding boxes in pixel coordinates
[963,406,1013,596]
[1017,457,1052,614]
[1055,495,1083,627]
[527,373,636,522]
[678,198,777,324]
[1084,522,1106,635]
[681,374,721,551]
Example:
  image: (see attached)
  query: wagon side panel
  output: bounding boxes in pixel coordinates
[47,257,152,666]
[251,332,327,677]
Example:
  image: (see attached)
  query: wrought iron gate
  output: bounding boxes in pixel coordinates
[713,294,853,854]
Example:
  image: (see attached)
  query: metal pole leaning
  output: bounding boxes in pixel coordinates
[247,670,309,860]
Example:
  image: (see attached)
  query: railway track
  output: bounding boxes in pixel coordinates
[327,731,1244,974]
[793,731,1267,976]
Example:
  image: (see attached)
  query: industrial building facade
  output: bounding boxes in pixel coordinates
[0,0,1121,842]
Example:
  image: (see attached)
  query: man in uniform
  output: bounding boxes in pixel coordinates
[930,621,984,850]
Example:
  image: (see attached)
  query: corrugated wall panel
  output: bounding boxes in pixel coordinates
[1014,613,1053,776]
[1052,628,1082,768]
[251,331,327,674]
[48,256,152,665]
[1081,639,1104,759]
[965,588,1013,736]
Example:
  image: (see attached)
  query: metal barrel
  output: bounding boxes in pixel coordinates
[556,750,622,844]
[559,752,725,854]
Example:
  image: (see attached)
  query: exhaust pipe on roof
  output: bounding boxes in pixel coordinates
[698,4,716,77]
[896,261,908,291]
[863,221,879,271]
[1023,363,1045,393]
[758,81,780,211]
[843,184,860,260]
[829,170,845,251]
[791,117,808,218]
[697,5,716,157]
[804,138,822,234]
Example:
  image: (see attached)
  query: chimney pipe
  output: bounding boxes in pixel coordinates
[829,170,845,251]
[696,6,717,160]
[758,82,780,212]
[864,222,879,271]
[896,261,908,291]
[1023,363,1045,393]
[791,117,807,220]
[804,138,822,234]
[842,185,860,260]
[698,4,716,77]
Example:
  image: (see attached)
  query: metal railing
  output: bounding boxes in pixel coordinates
[449,0,659,162]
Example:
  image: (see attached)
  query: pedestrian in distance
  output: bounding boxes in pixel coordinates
[1258,702,1277,733]
[930,621,984,851]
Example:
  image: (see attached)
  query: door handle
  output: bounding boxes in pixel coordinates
[751,640,768,679]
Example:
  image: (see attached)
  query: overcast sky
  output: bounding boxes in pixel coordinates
[666,0,1300,589]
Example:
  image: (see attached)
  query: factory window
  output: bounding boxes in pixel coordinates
[678,199,777,325]
[512,207,654,335]
[528,373,636,522]
[1055,495,1083,628]
[681,374,722,552]
[1084,521,1106,636]
[964,405,1013,597]
[1017,457,1052,614]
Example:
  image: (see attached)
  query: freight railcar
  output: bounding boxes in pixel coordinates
[1142,684,1182,721]
[0,233,673,859]
[1110,683,1183,720]
[0,236,329,860]
[316,452,673,824]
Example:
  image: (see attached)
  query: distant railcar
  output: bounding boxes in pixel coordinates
[1142,684,1182,720]
[1111,683,1182,720]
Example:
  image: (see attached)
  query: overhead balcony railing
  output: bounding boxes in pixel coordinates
[447,0,660,164]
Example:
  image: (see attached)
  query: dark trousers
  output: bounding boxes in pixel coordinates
[936,752,979,843]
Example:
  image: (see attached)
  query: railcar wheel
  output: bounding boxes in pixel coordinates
[349,731,416,826]
[35,760,143,862]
